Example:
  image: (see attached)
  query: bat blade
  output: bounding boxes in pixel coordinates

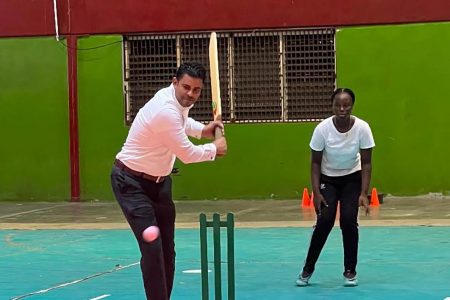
[209,32,223,139]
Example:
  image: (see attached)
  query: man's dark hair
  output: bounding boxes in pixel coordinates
[331,88,356,104]
[176,62,206,82]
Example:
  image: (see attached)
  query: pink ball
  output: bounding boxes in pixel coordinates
[142,226,160,242]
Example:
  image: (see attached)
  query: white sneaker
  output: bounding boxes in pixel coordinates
[296,271,312,286]
[343,270,358,287]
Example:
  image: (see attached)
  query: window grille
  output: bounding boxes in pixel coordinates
[232,32,282,122]
[123,35,177,123]
[123,28,335,125]
[284,29,336,121]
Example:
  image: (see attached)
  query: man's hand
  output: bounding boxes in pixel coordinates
[359,194,370,216]
[202,121,224,140]
[213,137,227,156]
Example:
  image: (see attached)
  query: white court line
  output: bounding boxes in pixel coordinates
[90,295,111,300]
[182,269,211,274]
[11,262,139,300]
[0,204,71,219]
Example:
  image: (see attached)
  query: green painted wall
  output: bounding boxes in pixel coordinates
[0,38,69,200]
[77,36,128,201]
[336,22,450,195]
[2,22,450,201]
[172,123,314,200]
[77,36,314,201]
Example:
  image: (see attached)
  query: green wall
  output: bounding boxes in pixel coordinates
[336,22,450,195]
[77,37,128,200]
[2,22,450,201]
[76,36,314,201]
[172,123,314,200]
[0,38,70,201]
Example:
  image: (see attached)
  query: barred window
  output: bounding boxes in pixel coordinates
[123,36,177,124]
[123,29,335,125]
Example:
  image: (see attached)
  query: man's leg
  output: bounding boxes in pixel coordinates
[154,177,176,297]
[111,166,168,300]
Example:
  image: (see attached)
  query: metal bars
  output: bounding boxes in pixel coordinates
[123,28,335,124]
[123,35,177,124]
[284,29,336,121]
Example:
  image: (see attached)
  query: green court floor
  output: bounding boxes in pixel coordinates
[2,227,449,300]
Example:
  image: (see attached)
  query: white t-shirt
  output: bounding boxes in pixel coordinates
[309,116,375,177]
[116,84,217,176]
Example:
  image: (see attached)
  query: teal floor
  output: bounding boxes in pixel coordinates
[2,227,450,300]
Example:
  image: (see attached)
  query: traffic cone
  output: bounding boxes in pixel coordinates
[370,188,380,207]
[301,188,311,208]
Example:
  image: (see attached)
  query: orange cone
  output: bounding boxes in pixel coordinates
[370,188,380,207]
[301,188,311,208]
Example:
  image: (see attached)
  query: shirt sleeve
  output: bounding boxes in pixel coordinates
[185,117,205,139]
[153,108,217,163]
[359,122,375,149]
[309,125,325,151]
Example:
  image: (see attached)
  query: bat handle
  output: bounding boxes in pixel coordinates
[214,125,223,139]
[213,115,223,139]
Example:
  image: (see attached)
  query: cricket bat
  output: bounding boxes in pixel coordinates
[209,32,223,139]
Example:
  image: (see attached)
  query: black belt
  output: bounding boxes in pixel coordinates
[114,159,166,183]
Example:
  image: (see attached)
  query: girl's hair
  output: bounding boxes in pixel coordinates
[331,88,355,104]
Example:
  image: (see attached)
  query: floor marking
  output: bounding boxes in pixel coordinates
[0,204,71,219]
[90,295,111,300]
[10,262,139,299]
[182,269,211,274]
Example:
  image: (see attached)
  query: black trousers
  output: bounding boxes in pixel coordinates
[303,171,361,274]
[111,165,176,300]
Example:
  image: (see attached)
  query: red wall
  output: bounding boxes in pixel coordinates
[1,0,450,37]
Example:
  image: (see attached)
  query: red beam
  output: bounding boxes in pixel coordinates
[1,0,450,38]
[0,0,55,37]
[67,36,80,202]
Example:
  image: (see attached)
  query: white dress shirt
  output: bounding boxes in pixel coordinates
[310,116,375,177]
[116,84,217,176]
